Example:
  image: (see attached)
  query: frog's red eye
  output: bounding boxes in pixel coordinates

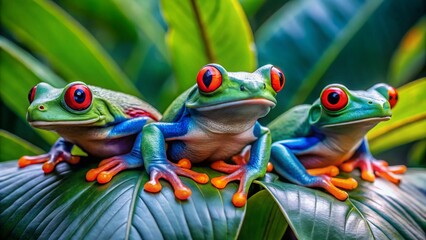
[321,87,348,111]
[197,66,222,93]
[64,84,92,111]
[388,86,398,109]
[270,67,285,92]
[28,86,37,104]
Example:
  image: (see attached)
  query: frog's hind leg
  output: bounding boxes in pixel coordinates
[18,138,80,173]
[86,133,144,184]
[270,143,357,201]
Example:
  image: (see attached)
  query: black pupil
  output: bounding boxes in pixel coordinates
[74,89,86,104]
[203,70,213,88]
[328,92,340,104]
[278,72,283,86]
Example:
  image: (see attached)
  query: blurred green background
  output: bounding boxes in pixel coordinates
[0,0,425,165]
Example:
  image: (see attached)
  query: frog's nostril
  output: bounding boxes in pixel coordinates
[38,105,46,111]
[263,83,266,89]
[240,85,246,91]
[368,101,373,104]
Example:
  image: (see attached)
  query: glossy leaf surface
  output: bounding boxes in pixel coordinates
[368,78,426,154]
[161,0,256,92]
[1,0,140,97]
[256,0,426,118]
[238,189,288,240]
[257,170,426,239]
[0,161,244,239]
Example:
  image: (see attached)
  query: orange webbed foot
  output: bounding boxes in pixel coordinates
[143,159,209,200]
[340,157,406,184]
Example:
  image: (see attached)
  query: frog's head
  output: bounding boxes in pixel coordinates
[27,82,118,130]
[186,64,284,124]
[308,83,398,130]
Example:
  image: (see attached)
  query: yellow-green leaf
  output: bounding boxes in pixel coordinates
[368,78,426,153]
[389,17,426,86]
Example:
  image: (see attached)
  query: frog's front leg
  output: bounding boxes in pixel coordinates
[142,123,209,200]
[211,124,271,207]
[270,137,358,201]
[18,138,80,173]
[86,117,150,183]
[340,138,407,184]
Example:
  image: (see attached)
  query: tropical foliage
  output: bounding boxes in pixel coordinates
[0,0,425,239]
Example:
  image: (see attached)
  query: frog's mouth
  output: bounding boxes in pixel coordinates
[29,117,101,128]
[322,116,391,128]
[194,98,276,112]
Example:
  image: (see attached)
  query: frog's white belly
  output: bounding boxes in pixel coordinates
[167,125,257,163]
[55,126,135,158]
[297,139,362,168]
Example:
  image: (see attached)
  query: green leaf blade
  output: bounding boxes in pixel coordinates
[161,0,256,92]
[1,0,140,97]
[257,170,426,239]
[0,162,245,239]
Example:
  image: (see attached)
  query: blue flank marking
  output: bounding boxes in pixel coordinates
[108,117,148,137]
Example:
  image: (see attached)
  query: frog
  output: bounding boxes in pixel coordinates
[141,63,285,207]
[19,81,161,184]
[265,83,406,200]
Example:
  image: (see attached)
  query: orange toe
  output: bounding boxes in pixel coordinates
[176,158,191,169]
[232,192,247,207]
[267,162,274,172]
[376,171,401,185]
[18,157,30,168]
[361,170,376,182]
[42,162,56,173]
[194,173,209,184]
[144,181,162,193]
[86,169,99,182]
[175,187,192,200]
[340,162,355,172]
[331,177,358,190]
[211,176,227,189]
[97,172,113,184]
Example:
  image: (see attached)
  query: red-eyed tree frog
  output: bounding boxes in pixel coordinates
[267,83,406,200]
[19,82,161,183]
[141,64,285,207]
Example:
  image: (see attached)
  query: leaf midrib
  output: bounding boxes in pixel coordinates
[189,0,216,63]
[125,173,144,240]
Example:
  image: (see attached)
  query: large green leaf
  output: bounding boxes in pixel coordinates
[256,0,426,119]
[0,130,43,162]
[0,37,60,144]
[0,0,141,97]
[161,0,256,92]
[0,161,245,239]
[238,189,288,240]
[367,78,426,154]
[257,170,426,239]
